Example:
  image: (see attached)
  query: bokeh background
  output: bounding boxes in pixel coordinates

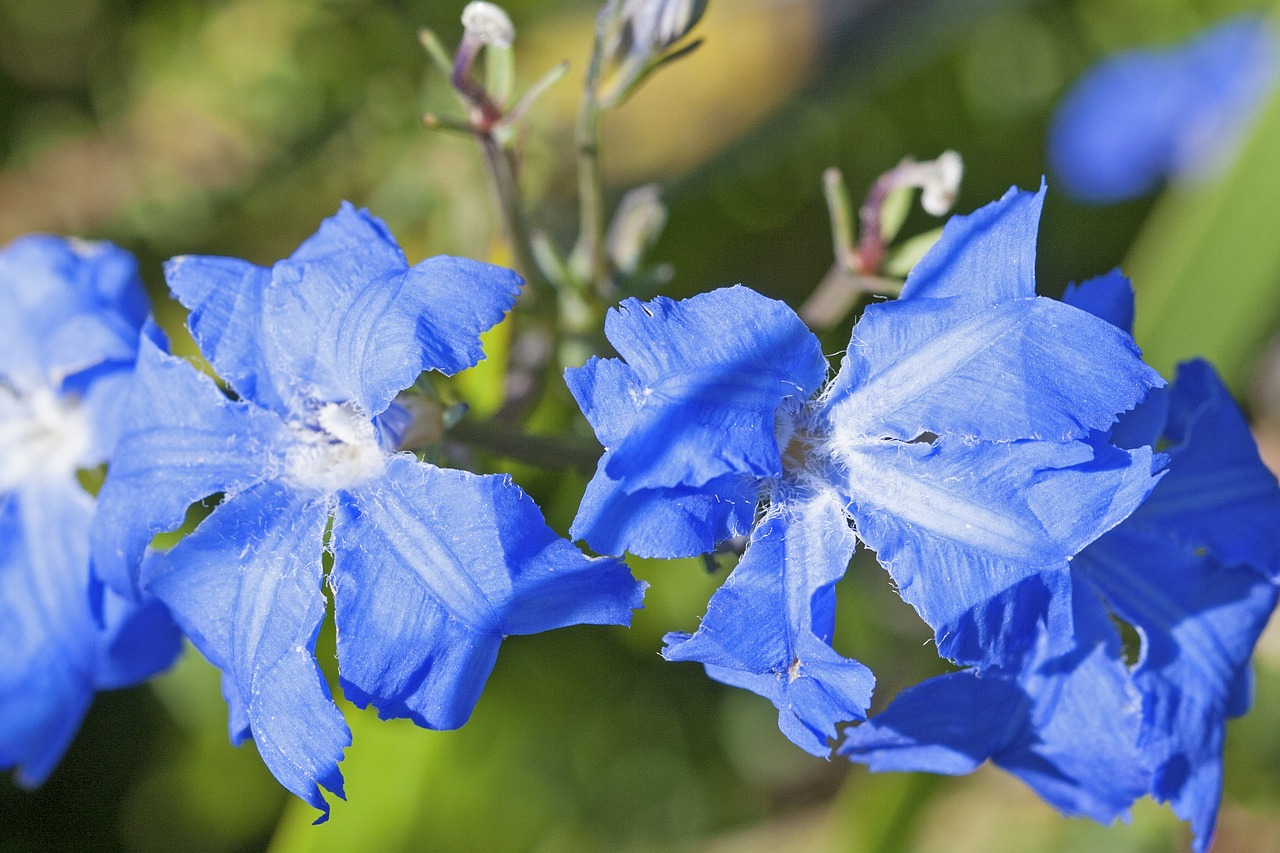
[5,0,1280,850]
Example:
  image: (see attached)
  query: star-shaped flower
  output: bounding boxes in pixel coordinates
[1,235,181,787]
[91,204,645,819]
[567,184,1163,754]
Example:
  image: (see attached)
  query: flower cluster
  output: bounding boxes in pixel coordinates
[8,2,1280,849]
[566,185,1280,850]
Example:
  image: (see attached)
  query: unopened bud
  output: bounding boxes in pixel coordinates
[919,150,963,216]
[606,184,667,275]
[621,0,707,56]
[462,1,515,49]
[594,0,707,103]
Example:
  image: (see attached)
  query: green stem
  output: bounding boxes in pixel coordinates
[478,133,547,294]
[823,167,858,272]
[574,95,608,295]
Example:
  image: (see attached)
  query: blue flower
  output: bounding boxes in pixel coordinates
[1049,16,1278,203]
[840,588,1150,824]
[1063,273,1280,852]
[567,184,1163,754]
[1,235,181,787]
[90,203,645,819]
[839,273,1280,849]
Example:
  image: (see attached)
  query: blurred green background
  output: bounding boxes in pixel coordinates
[5,0,1280,850]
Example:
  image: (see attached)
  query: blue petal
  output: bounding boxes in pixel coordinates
[822,293,1162,443]
[840,436,1159,667]
[1139,359,1280,577]
[577,286,826,491]
[1059,272,1172,449]
[0,236,145,390]
[331,456,643,730]
[842,597,1148,824]
[146,482,350,820]
[567,354,759,556]
[1,477,179,787]
[662,488,874,756]
[899,185,1042,304]
[840,670,1024,776]
[1061,269,1136,334]
[999,629,1149,822]
[167,202,521,416]
[72,367,140,468]
[1050,16,1278,203]
[1075,527,1278,851]
[90,326,288,599]
[0,481,98,787]
[564,355,645,449]
[571,452,757,558]
[92,586,183,690]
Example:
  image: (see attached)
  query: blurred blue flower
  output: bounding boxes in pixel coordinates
[1049,16,1278,203]
[90,204,645,819]
[1,236,181,787]
[567,184,1163,755]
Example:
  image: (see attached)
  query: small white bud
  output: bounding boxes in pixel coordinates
[606,184,667,274]
[920,150,963,216]
[462,2,515,49]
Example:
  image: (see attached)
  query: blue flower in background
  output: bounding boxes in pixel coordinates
[841,273,1280,850]
[1049,16,1278,203]
[1,236,181,787]
[90,204,645,819]
[566,184,1164,756]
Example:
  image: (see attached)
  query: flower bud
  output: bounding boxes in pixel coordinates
[919,150,963,216]
[462,1,515,49]
[593,0,708,103]
[606,184,667,275]
[616,0,707,59]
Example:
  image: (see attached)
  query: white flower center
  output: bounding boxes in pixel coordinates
[284,402,387,493]
[0,385,92,491]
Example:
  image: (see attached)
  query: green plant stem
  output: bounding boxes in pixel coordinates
[478,133,546,293]
[475,133,562,426]
[823,167,858,272]
[575,95,608,295]
[799,265,902,331]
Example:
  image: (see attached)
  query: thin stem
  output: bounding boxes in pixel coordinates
[477,132,546,292]
[823,167,858,272]
[574,95,608,295]
[799,264,902,331]
[419,28,457,79]
[857,168,898,274]
[423,112,481,137]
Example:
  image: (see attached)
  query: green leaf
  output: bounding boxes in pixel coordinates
[882,226,944,278]
[879,186,914,243]
[1126,60,1280,391]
